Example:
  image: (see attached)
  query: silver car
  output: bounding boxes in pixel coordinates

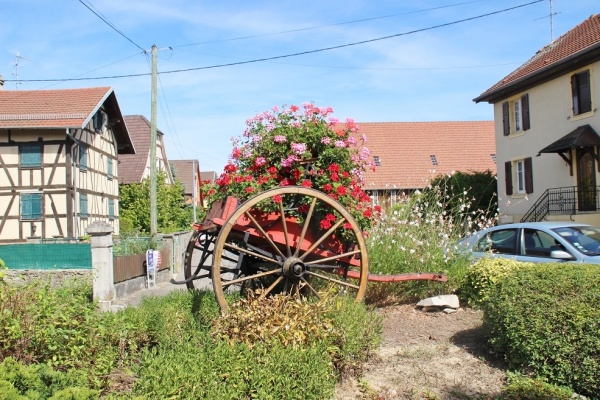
[458,221,600,264]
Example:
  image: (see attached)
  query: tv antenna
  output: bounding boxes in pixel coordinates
[12,52,32,89]
[535,0,560,42]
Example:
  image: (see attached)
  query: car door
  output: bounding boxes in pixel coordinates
[472,227,519,261]
[516,228,575,263]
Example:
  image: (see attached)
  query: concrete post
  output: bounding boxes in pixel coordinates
[87,221,114,312]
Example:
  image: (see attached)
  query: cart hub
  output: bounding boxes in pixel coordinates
[282,257,306,279]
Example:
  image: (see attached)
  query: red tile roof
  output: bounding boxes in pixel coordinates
[475,14,600,103]
[0,86,134,154]
[360,121,496,190]
[170,159,200,196]
[119,115,163,184]
[0,87,112,128]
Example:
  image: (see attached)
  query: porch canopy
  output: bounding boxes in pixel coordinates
[538,124,600,155]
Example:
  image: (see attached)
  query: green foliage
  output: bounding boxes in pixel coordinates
[119,171,193,234]
[483,263,600,397]
[0,357,97,399]
[365,178,496,304]
[112,234,159,256]
[458,258,533,308]
[0,258,6,283]
[429,170,497,223]
[500,372,573,400]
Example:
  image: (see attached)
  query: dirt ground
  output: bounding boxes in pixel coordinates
[334,304,507,400]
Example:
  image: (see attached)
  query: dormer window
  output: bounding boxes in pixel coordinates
[430,155,438,166]
[374,156,381,166]
[92,110,105,132]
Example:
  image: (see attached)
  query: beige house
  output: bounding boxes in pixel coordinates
[474,14,600,225]
[119,115,174,185]
[360,121,497,207]
[0,86,134,243]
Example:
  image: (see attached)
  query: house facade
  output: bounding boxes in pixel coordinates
[474,14,600,225]
[119,115,174,185]
[0,86,134,243]
[360,121,497,208]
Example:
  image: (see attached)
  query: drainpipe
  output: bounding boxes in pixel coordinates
[67,128,79,239]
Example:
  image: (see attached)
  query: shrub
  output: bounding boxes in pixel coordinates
[500,372,573,400]
[458,258,533,308]
[483,263,600,397]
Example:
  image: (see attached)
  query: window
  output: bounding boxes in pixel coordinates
[21,193,42,220]
[430,155,438,166]
[505,157,533,195]
[522,229,562,258]
[108,199,115,220]
[370,191,379,205]
[20,144,42,167]
[107,158,113,179]
[80,194,88,218]
[475,228,517,255]
[93,110,105,131]
[502,94,530,135]
[374,156,381,166]
[79,146,88,171]
[571,70,592,116]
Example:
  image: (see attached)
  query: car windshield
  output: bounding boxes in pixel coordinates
[552,226,600,256]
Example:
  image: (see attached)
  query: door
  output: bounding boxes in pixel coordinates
[577,147,597,212]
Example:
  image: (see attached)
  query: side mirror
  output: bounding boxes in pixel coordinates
[550,250,574,260]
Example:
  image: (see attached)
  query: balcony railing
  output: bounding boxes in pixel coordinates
[521,186,599,222]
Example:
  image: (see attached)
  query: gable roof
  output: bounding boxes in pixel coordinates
[0,86,134,153]
[474,14,600,104]
[119,115,171,184]
[360,121,496,190]
[170,159,200,195]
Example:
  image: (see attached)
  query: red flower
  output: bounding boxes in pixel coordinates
[328,164,340,173]
[322,183,333,192]
[245,187,255,193]
[216,174,231,186]
[231,148,242,159]
[273,194,282,203]
[290,105,299,112]
[301,179,312,188]
[342,171,349,178]
[292,169,302,181]
[374,205,382,213]
[245,175,253,182]
[207,189,216,195]
[363,208,373,218]
[298,204,309,213]
[325,213,336,222]
[234,176,245,183]
[224,163,237,173]
[343,222,352,229]
[336,186,347,195]
[330,172,339,182]
[281,179,291,186]
[320,218,332,230]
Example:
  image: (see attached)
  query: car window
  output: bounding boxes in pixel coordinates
[475,229,517,255]
[522,229,564,257]
[553,226,600,256]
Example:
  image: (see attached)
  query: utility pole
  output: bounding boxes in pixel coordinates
[192,160,197,222]
[150,45,158,240]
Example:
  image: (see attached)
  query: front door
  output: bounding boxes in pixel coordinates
[577,147,597,211]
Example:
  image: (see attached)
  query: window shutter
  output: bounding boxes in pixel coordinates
[580,70,592,114]
[505,161,513,196]
[502,102,510,135]
[524,157,533,194]
[521,94,530,131]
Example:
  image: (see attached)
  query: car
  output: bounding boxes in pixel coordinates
[458,221,600,264]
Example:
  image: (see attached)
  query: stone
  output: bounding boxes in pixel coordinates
[416,294,460,310]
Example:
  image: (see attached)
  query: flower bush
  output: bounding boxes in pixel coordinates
[203,103,380,237]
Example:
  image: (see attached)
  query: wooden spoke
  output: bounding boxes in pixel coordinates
[258,276,284,299]
[244,211,286,259]
[304,249,362,265]
[222,268,281,288]
[300,277,321,297]
[293,197,317,257]
[278,198,292,257]
[299,217,346,261]
[224,242,281,264]
[304,270,360,290]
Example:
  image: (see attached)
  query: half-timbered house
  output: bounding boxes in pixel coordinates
[0,86,134,243]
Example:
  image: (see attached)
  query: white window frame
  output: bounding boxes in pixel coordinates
[516,160,526,194]
[513,99,522,132]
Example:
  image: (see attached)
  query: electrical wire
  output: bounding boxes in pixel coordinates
[6,0,542,83]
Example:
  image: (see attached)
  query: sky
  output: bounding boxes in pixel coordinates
[0,0,598,174]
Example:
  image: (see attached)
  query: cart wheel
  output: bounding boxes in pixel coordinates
[212,187,369,314]
[183,229,216,290]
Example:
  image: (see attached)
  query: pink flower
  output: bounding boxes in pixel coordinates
[328,117,339,126]
[321,137,331,145]
[291,142,307,155]
[281,155,299,167]
[255,157,267,167]
[334,140,347,148]
[274,135,287,143]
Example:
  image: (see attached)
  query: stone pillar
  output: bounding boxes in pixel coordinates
[87,221,114,312]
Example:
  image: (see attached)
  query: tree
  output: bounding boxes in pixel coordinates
[119,171,194,234]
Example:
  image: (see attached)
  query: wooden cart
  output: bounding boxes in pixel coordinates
[176,187,446,314]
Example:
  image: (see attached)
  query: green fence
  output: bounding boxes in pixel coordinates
[0,243,92,270]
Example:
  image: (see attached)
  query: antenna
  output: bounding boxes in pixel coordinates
[534,0,560,42]
[12,52,32,90]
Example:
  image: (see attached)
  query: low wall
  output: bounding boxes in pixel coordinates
[4,269,93,287]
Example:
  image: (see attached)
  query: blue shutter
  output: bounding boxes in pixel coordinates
[21,193,42,219]
[80,146,88,171]
[21,145,42,167]
[80,194,88,218]
[108,199,115,220]
[107,158,113,179]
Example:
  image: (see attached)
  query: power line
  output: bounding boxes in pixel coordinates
[78,0,145,52]
[172,0,492,47]
[7,0,542,83]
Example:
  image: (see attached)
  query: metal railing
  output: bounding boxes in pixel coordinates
[521,186,599,222]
